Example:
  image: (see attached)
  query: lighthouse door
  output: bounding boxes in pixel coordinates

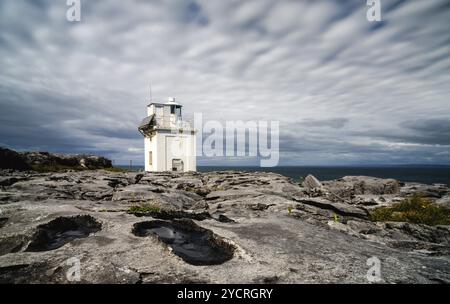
[172,159,184,172]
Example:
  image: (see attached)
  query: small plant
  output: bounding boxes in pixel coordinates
[287,205,294,215]
[128,203,162,215]
[370,195,450,226]
[333,213,339,223]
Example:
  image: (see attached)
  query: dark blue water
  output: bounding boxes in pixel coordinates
[198,166,450,186]
[117,165,450,186]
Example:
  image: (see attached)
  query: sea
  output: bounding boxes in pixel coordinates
[118,165,450,186]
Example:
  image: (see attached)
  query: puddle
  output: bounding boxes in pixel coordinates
[129,208,235,223]
[25,215,102,252]
[129,209,211,221]
[132,220,234,265]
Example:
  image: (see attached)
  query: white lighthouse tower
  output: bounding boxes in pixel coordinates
[138,97,196,172]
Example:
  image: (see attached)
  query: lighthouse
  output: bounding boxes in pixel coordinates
[138,97,196,172]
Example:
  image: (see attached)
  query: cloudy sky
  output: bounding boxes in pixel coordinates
[0,0,449,166]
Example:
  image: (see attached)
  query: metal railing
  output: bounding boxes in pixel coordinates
[153,115,194,131]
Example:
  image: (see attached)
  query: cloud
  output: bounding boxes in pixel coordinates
[383,118,450,146]
[0,0,449,165]
[295,118,349,129]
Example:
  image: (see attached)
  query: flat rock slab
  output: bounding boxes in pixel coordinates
[205,190,262,201]
[0,169,449,283]
[294,197,368,218]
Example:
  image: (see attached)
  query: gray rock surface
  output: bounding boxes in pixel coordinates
[0,169,449,283]
[302,174,322,189]
[293,197,368,218]
[322,176,400,198]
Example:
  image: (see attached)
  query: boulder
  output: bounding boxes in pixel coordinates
[401,183,448,200]
[323,176,400,196]
[302,174,322,189]
[342,176,400,195]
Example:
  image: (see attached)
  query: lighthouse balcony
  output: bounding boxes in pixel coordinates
[138,115,195,135]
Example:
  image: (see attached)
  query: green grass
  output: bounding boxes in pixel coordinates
[128,203,162,215]
[370,195,450,226]
[287,205,293,214]
[333,213,340,223]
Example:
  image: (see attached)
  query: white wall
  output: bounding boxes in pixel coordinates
[144,136,156,171]
[144,131,196,172]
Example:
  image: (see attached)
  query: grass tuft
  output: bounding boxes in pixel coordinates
[128,203,162,215]
[370,195,450,226]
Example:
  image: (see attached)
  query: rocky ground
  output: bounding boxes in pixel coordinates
[0,169,449,283]
[0,147,112,171]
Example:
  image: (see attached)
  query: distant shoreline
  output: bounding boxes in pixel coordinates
[115,165,450,186]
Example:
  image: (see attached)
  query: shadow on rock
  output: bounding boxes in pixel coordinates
[25,215,102,252]
[132,219,235,266]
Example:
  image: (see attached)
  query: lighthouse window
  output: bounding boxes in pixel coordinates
[148,151,152,165]
[170,105,175,114]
